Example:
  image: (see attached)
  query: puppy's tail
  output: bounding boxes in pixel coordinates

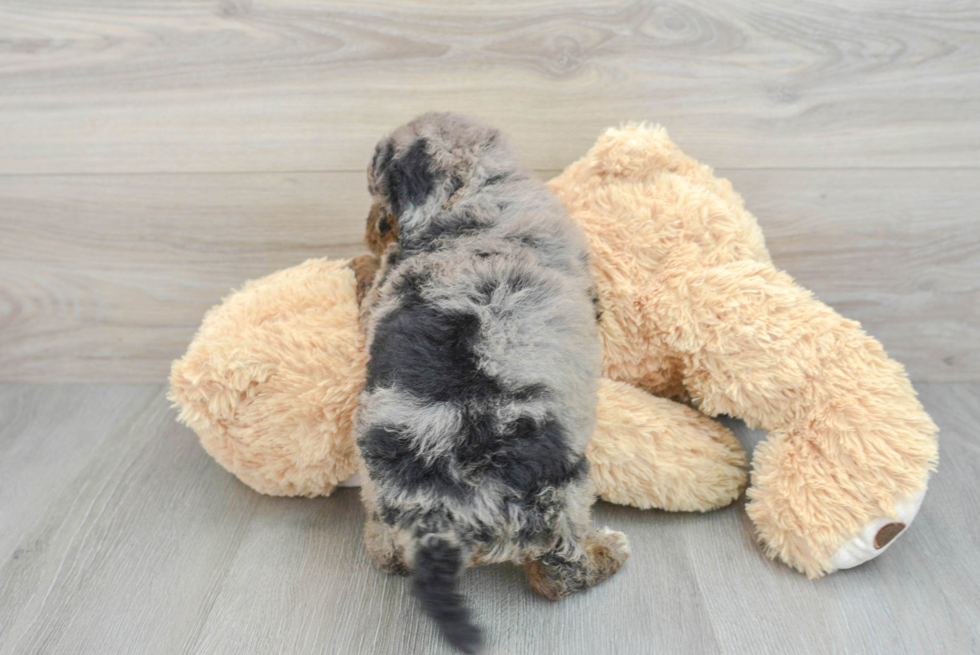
[412,533,482,653]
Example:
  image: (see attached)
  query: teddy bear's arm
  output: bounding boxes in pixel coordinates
[589,378,747,512]
[654,258,938,577]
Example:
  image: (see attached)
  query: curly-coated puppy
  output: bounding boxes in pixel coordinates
[357,113,629,652]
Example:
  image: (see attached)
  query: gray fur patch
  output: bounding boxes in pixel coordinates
[356,113,626,649]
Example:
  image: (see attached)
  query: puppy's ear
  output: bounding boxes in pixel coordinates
[365,202,399,256]
[376,137,435,217]
[348,254,381,306]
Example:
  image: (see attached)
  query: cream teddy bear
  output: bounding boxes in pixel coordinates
[170,125,937,577]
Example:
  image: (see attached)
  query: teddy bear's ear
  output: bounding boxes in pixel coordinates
[373,137,436,218]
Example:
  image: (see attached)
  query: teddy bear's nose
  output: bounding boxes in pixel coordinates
[874,522,906,549]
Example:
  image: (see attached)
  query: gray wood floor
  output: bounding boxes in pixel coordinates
[1,1,978,653]
[0,383,977,655]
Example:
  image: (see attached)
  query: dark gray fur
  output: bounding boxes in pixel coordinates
[356,113,630,653]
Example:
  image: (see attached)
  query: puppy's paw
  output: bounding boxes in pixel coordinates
[584,527,630,583]
[373,552,411,577]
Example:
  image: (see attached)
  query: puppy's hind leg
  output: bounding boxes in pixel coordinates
[524,527,630,601]
[364,513,410,576]
[582,527,631,585]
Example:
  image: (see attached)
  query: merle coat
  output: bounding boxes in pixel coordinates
[356,113,628,653]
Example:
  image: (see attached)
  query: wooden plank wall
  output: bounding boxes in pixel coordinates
[1,0,977,382]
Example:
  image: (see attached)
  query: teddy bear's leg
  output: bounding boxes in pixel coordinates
[826,487,927,571]
[589,378,747,511]
[655,260,938,577]
[748,422,933,578]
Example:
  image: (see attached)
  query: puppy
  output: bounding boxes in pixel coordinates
[356,113,629,652]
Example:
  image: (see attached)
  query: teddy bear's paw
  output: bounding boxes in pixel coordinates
[827,488,926,572]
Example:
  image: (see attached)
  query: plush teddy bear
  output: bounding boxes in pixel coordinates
[170,125,937,578]
[168,256,747,512]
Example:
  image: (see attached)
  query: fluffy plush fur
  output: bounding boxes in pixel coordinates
[170,123,937,581]
[548,124,938,577]
[356,113,628,651]
[168,259,747,509]
[168,258,365,496]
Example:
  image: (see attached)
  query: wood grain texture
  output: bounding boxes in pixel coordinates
[0,384,157,563]
[0,0,978,174]
[727,168,980,383]
[0,383,976,654]
[0,171,368,383]
[1,0,976,382]
[1,169,976,382]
